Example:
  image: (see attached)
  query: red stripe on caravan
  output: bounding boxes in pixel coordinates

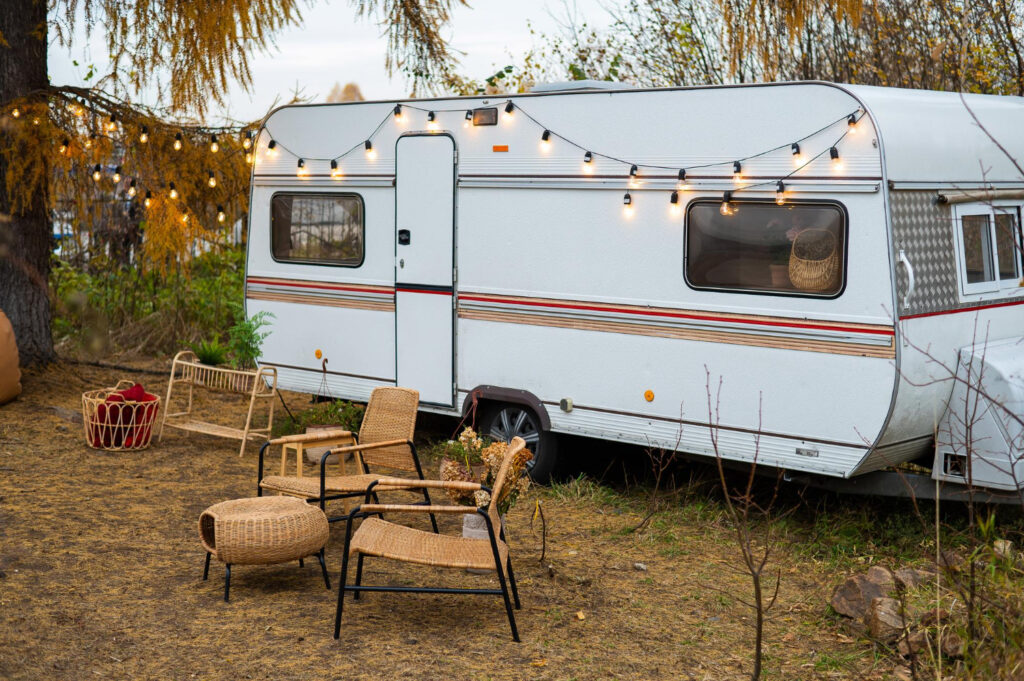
[246,278,394,296]
[459,294,895,336]
[901,298,1024,320]
[396,287,453,296]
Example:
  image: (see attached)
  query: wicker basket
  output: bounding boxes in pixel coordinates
[789,228,839,292]
[82,380,161,451]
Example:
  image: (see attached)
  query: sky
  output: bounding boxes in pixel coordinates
[47,1,615,123]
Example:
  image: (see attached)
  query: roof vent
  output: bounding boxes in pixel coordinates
[530,80,634,93]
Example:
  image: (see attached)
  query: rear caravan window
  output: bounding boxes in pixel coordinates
[951,202,1022,299]
[271,193,364,266]
[685,201,846,297]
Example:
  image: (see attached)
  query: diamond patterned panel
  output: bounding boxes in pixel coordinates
[890,191,962,316]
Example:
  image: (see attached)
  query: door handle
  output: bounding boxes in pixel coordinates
[898,246,914,311]
[398,229,411,245]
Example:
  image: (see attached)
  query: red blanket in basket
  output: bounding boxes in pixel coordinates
[92,383,160,449]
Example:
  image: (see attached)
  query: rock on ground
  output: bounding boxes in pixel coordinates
[831,566,894,620]
[868,597,905,643]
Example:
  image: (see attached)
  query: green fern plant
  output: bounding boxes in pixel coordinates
[191,338,228,366]
[227,306,275,369]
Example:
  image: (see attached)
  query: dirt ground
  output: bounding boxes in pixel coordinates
[1,360,906,680]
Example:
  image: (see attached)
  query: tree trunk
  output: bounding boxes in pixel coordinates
[0,0,53,365]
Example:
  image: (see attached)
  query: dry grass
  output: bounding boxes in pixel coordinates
[0,360,898,680]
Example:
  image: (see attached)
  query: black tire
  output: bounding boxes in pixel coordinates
[480,403,559,484]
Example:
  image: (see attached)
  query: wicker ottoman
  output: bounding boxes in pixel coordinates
[199,496,330,601]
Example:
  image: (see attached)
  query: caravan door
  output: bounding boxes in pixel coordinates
[394,133,456,406]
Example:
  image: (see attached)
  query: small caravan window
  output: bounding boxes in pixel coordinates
[271,193,364,266]
[685,201,846,296]
[952,203,1022,298]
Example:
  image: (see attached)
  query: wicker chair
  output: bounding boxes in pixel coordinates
[333,437,526,642]
[257,387,437,530]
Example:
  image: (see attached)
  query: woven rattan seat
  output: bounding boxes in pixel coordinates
[350,517,509,570]
[198,496,330,601]
[334,438,528,642]
[257,387,436,529]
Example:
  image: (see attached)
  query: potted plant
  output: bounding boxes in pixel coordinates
[439,427,534,546]
[190,338,228,366]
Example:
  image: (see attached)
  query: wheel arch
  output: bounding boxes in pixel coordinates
[460,385,552,431]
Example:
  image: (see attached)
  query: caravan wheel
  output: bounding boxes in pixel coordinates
[481,404,558,484]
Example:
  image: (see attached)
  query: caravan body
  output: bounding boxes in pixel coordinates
[246,82,1024,491]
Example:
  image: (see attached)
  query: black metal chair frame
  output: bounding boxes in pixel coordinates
[333,480,522,642]
[203,548,331,603]
[257,435,439,531]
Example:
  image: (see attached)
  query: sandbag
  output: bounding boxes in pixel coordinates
[0,310,22,405]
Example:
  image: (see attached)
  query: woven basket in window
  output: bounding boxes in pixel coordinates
[789,228,839,292]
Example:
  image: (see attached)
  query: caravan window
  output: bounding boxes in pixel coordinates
[271,193,364,266]
[685,201,846,296]
[951,203,1022,299]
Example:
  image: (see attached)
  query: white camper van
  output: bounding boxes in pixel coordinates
[245,81,1024,496]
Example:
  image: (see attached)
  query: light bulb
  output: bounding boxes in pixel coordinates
[669,190,681,215]
[541,130,551,150]
[139,126,149,143]
[217,205,226,223]
[173,132,183,151]
[364,140,375,159]
[10,108,19,119]
[210,134,219,153]
[245,152,253,164]
[623,192,634,218]
[582,151,594,174]
[144,191,152,208]
[169,182,178,200]
[267,139,278,157]
[830,146,841,170]
[106,115,117,131]
[504,101,514,119]
[330,159,342,179]
[242,131,253,149]
[32,118,39,126]
[464,110,473,129]
[59,138,69,154]
[296,159,308,177]
[677,169,687,190]
[393,104,403,121]
[732,161,743,182]
[720,191,734,216]
[182,213,189,223]
[128,179,137,197]
[85,134,94,149]
[791,143,803,166]
[847,114,858,133]
[208,171,217,187]
[92,164,101,182]
[112,166,121,183]
[775,181,786,205]
[426,111,438,130]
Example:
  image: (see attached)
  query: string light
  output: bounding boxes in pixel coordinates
[583,151,594,174]
[10,108,19,119]
[106,114,118,132]
[427,111,438,130]
[775,180,786,205]
[32,118,40,126]
[364,140,376,159]
[464,110,473,128]
[70,103,84,117]
[169,182,179,200]
[847,114,858,133]
[393,104,403,121]
[92,164,102,182]
[830,146,841,170]
[112,166,122,183]
[144,190,152,208]
[59,138,69,154]
[669,190,681,215]
[623,191,634,218]
[720,191,734,216]
[504,101,514,117]
[85,133,95,149]
[128,179,137,197]
[139,126,149,144]
[242,131,253,150]
[629,164,638,178]
[296,159,308,177]
[173,132,183,151]
[330,159,342,179]
[217,205,226,223]
[207,170,217,187]
[267,139,278,157]
[209,134,219,153]
[791,143,803,165]
[677,169,687,189]
[182,213,190,223]
[732,161,743,182]
[245,152,253,164]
